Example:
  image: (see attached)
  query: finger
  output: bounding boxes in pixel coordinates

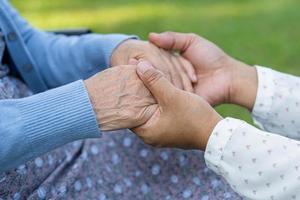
[147,42,172,82]
[132,107,160,135]
[178,56,198,83]
[172,56,194,93]
[159,49,183,90]
[149,32,195,53]
[136,104,159,128]
[136,61,175,106]
[129,58,139,65]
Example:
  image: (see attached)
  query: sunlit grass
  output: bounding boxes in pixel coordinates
[12,0,291,29]
[15,5,176,30]
[12,0,300,123]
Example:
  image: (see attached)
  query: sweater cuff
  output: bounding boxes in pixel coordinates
[204,117,245,175]
[17,80,101,157]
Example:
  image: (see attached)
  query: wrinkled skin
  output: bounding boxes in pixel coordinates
[84,65,157,131]
[111,39,197,93]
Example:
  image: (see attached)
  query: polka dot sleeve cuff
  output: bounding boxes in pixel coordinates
[204,117,245,175]
[205,117,300,199]
[252,66,275,129]
[252,66,300,139]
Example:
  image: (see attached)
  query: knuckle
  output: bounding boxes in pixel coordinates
[163,31,174,35]
[187,33,197,38]
[187,33,198,43]
[144,70,163,85]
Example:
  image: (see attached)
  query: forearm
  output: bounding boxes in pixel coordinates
[26,31,137,88]
[4,0,137,89]
[0,81,100,173]
[205,118,300,199]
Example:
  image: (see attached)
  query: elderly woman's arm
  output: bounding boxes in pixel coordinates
[0,80,100,173]
[1,0,137,89]
[0,65,156,173]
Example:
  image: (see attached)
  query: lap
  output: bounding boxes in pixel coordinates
[1,130,241,200]
[0,76,240,199]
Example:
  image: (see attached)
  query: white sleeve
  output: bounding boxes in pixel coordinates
[252,66,300,139]
[205,118,300,200]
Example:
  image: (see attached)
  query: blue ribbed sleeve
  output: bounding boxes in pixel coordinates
[2,0,138,91]
[0,80,101,173]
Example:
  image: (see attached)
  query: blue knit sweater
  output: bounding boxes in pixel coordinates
[0,0,136,173]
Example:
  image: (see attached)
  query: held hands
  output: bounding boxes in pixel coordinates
[132,61,222,150]
[84,32,258,150]
[85,39,197,132]
[149,32,258,110]
[130,32,260,150]
[84,61,222,150]
[111,39,197,93]
[84,65,157,131]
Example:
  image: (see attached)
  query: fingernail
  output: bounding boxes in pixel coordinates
[150,32,158,35]
[192,74,198,82]
[149,32,159,38]
[137,61,153,74]
[129,58,138,65]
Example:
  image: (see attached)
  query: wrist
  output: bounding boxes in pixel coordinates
[199,110,223,151]
[84,75,116,131]
[228,58,258,110]
[84,77,101,127]
[84,76,114,131]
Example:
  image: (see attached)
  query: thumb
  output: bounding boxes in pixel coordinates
[136,61,175,105]
[149,32,195,52]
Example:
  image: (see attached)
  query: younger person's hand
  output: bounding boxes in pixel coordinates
[149,32,258,110]
[111,39,196,92]
[132,61,222,150]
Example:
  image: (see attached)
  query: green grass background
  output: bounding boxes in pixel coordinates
[12,0,300,123]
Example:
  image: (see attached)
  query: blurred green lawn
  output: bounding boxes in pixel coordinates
[12,0,300,123]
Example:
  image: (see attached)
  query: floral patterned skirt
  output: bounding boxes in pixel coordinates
[0,75,242,200]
